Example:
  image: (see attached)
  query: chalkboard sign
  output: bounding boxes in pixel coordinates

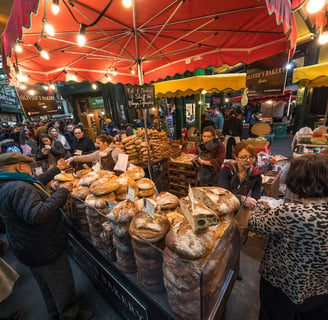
[124,85,155,109]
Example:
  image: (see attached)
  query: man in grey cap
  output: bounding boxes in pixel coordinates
[0,153,93,320]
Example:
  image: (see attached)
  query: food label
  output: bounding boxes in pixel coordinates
[127,187,135,201]
[34,167,43,175]
[144,198,155,219]
[106,201,117,212]
[114,153,129,172]
[92,161,101,173]
[188,184,195,213]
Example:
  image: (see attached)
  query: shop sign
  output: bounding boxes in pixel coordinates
[0,92,18,106]
[124,85,155,109]
[88,96,104,109]
[17,85,63,117]
[246,51,288,96]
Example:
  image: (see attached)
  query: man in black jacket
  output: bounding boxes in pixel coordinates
[71,127,96,156]
[0,153,93,320]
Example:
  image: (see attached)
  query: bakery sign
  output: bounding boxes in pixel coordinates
[246,51,289,96]
[17,84,63,116]
[124,85,155,109]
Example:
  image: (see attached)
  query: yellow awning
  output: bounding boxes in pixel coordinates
[293,63,328,88]
[154,74,246,98]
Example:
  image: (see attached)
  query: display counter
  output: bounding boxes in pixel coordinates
[65,199,242,320]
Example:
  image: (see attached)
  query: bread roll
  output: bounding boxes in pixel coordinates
[54,173,75,182]
[85,193,116,209]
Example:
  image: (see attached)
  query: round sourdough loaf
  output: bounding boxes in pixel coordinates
[165,218,215,260]
[85,193,116,209]
[71,185,89,200]
[156,192,179,210]
[89,176,120,195]
[108,200,138,223]
[129,211,170,243]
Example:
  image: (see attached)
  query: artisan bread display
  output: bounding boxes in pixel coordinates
[108,200,138,273]
[163,216,235,320]
[129,211,170,292]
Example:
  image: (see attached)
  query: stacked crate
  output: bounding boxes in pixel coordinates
[168,159,197,197]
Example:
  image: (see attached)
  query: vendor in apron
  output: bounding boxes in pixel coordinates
[66,134,124,171]
[185,126,225,186]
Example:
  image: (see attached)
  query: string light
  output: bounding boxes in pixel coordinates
[112,69,117,76]
[34,43,50,60]
[201,89,207,95]
[122,0,132,8]
[72,73,78,81]
[92,83,97,90]
[77,24,86,47]
[44,20,55,36]
[15,43,23,53]
[51,0,60,15]
[130,67,136,75]
[49,83,56,90]
[306,0,325,14]
[319,25,328,45]
[105,74,112,81]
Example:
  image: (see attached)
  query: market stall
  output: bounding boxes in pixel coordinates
[1,0,298,318]
[48,166,242,320]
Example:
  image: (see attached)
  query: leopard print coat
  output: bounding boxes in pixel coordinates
[248,200,328,304]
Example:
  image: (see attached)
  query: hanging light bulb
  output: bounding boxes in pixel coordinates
[122,0,132,8]
[19,83,27,90]
[319,26,328,45]
[105,74,112,81]
[49,83,56,90]
[306,0,325,14]
[34,43,50,60]
[201,89,207,95]
[44,21,55,36]
[112,69,117,76]
[28,89,35,96]
[72,73,78,81]
[130,67,136,75]
[15,43,23,53]
[51,0,60,15]
[77,24,86,47]
[92,83,97,90]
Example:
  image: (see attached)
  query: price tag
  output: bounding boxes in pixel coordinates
[188,184,195,213]
[106,201,117,212]
[113,153,129,172]
[144,198,155,219]
[92,161,101,173]
[127,187,135,202]
[34,167,43,175]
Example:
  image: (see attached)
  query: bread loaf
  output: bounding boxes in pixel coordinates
[108,200,138,224]
[89,176,120,195]
[179,197,218,232]
[71,185,90,200]
[192,187,240,216]
[54,172,75,182]
[85,193,116,209]
[156,192,179,210]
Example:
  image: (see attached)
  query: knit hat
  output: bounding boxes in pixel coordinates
[0,152,33,167]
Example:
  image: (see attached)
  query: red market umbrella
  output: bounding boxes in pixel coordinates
[1,0,297,86]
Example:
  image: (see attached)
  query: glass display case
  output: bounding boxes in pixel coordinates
[65,196,242,320]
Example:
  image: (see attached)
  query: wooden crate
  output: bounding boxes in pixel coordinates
[262,171,280,199]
